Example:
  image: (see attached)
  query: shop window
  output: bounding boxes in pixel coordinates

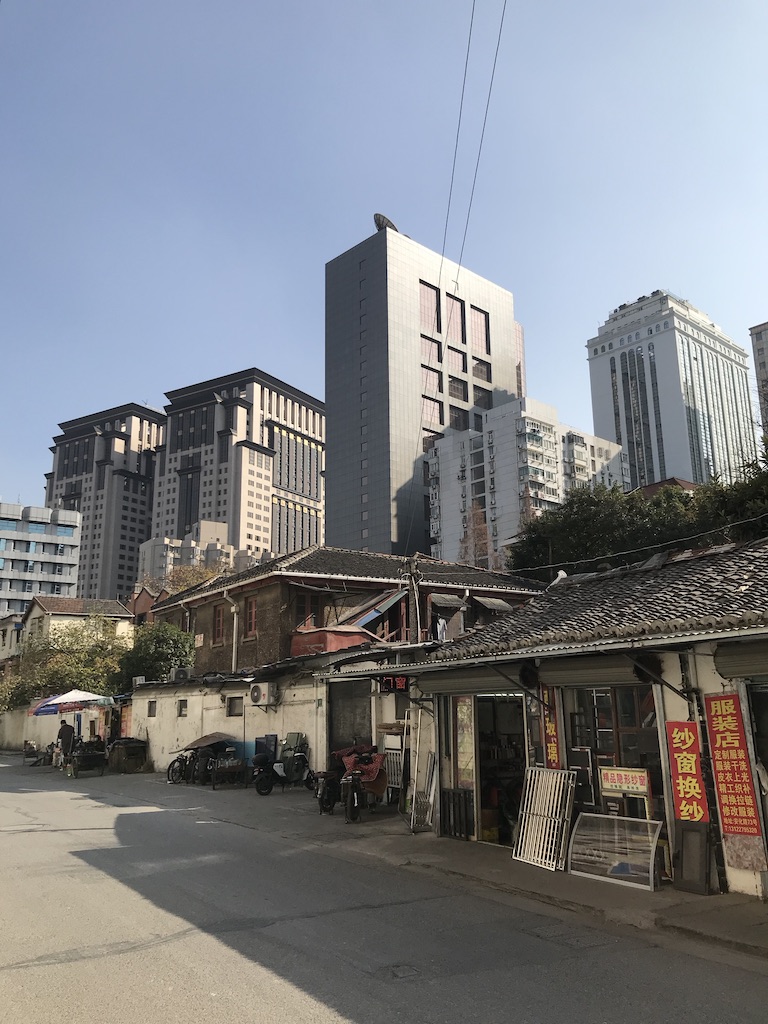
[566,684,662,819]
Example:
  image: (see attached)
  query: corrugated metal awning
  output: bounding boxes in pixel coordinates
[416,653,638,694]
[430,594,465,609]
[473,596,515,613]
[418,665,525,695]
[354,590,406,628]
[714,639,768,680]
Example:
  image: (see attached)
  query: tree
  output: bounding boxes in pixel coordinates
[458,502,490,567]
[507,464,768,582]
[118,622,195,687]
[0,617,131,713]
[140,561,229,596]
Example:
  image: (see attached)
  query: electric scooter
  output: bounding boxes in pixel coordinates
[253,742,316,795]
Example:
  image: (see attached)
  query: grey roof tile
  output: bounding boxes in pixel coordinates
[428,539,768,661]
[153,546,544,611]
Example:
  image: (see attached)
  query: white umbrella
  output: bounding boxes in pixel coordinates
[33,689,115,715]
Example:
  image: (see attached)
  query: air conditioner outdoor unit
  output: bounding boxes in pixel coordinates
[250,681,274,706]
[172,667,192,683]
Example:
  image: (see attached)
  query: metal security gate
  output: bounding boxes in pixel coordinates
[405,707,437,833]
[513,767,576,871]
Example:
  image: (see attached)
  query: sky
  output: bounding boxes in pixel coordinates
[2,1,767,506]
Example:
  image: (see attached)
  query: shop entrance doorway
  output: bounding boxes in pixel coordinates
[477,694,527,845]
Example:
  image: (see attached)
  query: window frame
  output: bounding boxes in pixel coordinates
[245,595,258,637]
[213,604,225,644]
[226,695,244,718]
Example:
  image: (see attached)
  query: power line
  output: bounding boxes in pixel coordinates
[404,3,508,556]
[438,1,476,285]
[510,510,768,575]
[456,0,508,275]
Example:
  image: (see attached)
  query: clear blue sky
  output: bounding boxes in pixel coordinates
[2,1,766,505]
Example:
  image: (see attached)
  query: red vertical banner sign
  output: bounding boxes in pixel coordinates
[541,686,561,770]
[666,721,709,823]
[704,694,762,837]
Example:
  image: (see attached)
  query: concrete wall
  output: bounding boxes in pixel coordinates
[0,705,106,751]
[131,675,329,773]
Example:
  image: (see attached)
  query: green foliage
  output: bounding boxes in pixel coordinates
[507,466,768,583]
[0,617,131,713]
[118,622,195,687]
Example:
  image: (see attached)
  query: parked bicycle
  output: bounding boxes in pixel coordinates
[167,749,204,785]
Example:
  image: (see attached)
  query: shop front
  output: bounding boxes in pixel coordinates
[437,687,529,846]
[421,656,670,884]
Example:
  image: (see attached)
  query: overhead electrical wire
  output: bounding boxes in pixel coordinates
[404,2,508,556]
[510,509,768,576]
[455,0,508,281]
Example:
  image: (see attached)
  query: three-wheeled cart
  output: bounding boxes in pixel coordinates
[69,740,106,778]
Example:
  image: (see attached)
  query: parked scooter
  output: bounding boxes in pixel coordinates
[339,747,387,823]
[315,745,376,815]
[252,741,316,796]
[315,744,374,815]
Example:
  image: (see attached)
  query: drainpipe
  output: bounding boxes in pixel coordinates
[178,598,191,636]
[223,591,239,673]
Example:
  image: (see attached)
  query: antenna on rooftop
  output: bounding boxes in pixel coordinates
[374,213,398,232]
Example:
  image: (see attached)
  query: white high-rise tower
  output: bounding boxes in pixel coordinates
[589,291,756,488]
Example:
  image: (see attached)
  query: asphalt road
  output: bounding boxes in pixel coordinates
[1,756,767,1024]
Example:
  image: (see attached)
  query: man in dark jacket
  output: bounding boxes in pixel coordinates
[56,719,75,768]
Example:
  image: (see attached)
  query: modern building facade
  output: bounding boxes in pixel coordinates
[153,368,324,560]
[589,291,757,488]
[426,397,626,566]
[137,519,254,585]
[325,219,526,556]
[45,404,165,603]
[0,503,81,616]
[749,320,768,432]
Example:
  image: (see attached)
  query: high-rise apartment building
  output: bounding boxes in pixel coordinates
[749,320,768,432]
[325,218,526,555]
[0,503,81,615]
[426,397,626,566]
[589,291,756,488]
[153,369,324,559]
[46,404,165,602]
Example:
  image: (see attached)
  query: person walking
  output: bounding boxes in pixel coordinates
[56,719,75,771]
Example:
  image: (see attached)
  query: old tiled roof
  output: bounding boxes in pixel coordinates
[30,598,132,618]
[428,539,768,662]
[153,546,544,611]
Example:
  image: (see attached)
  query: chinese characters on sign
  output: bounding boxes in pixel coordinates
[704,694,762,838]
[666,721,709,824]
[541,686,561,769]
[380,676,409,694]
[598,767,650,796]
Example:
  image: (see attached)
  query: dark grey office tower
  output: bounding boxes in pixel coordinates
[325,219,526,555]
